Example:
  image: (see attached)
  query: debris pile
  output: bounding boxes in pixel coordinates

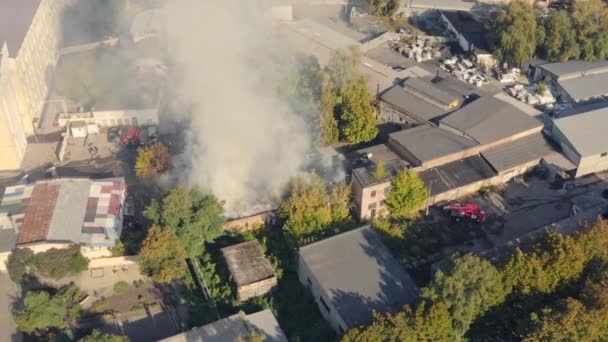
[506,83,556,105]
[389,36,442,62]
[494,66,521,83]
[440,56,487,87]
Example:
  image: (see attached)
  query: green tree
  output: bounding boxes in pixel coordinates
[342,300,455,341]
[14,284,82,335]
[492,0,542,66]
[542,10,580,62]
[384,169,428,220]
[327,49,359,90]
[373,161,386,181]
[278,175,351,246]
[573,0,608,61]
[144,186,225,256]
[338,77,378,144]
[31,245,89,280]
[421,254,509,338]
[138,225,188,284]
[319,74,341,145]
[135,143,172,178]
[80,330,129,342]
[7,248,35,284]
[367,0,400,17]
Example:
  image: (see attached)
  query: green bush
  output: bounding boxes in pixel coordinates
[113,281,130,294]
[32,246,89,279]
[7,248,35,284]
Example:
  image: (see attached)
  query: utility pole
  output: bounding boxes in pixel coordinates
[425,180,433,216]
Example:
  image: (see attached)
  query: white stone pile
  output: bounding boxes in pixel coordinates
[440,56,487,87]
[389,36,442,62]
[507,83,556,105]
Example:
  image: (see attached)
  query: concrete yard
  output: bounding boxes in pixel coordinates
[0,273,21,342]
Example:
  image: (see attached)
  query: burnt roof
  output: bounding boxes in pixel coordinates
[0,0,41,57]
[221,240,276,287]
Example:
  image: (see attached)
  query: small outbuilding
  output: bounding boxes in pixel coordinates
[221,240,277,301]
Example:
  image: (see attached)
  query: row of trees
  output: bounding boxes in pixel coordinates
[345,219,608,340]
[7,246,89,284]
[286,50,378,145]
[492,0,608,65]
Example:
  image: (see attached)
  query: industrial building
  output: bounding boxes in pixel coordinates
[352,95,561,220]
[551,107,608,177]
[439,11,495,67]
[533,61,608,102]
[0,177,126,270]
[298,226,419,333]
[0,0,64,170]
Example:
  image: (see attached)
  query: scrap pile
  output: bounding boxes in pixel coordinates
[389,36,442,62]
[440,56,487,87]
[507,83,556,105]
[494,66,521,83]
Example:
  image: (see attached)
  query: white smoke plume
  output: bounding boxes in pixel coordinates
[162,0,319,216]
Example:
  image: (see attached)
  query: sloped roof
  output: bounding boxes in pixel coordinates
[389,126,478,165]
[481,133,555,172]
[221,240,275,287]
[381,85,446,121]
[554,107,608,157]
[402,77,460,109]
[299,226,418,329]
[0,178,125,246]
[439,96,542,144]
[160,310,287,342]
[558,72,608,101]
[539,60,608,79]
[0,0,41,57]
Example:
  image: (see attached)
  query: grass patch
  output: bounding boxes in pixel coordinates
[113,281,131,294]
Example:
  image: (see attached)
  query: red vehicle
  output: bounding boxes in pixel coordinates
[442,202,480,212]
[122,127,140,145]
[443,202,487,223]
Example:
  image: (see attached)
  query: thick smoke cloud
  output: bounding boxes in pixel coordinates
[163,0,315,216]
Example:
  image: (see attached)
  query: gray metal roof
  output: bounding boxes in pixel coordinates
[402,77,460,109]
[299,226,419,329]
[160,310,287,342]
[481,133,555,173]
[554,107,608,157]
[418,155,497,195]
[558,72,608,101]
[389,126,478,164]
[352,158,410,188]
[46,179,91,243]
[381,85,446,121]
[439,96,542,145]
[539,61,608,78]
[0,0,41,57]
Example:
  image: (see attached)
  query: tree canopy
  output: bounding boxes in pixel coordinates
[144,186,225,256]
[138,225,188,283]
[492,0,542,66]
[421,254,509,338]
[338,77,378,144]
[385,169,428,220]
[7,246,89,283]
[278,175,351,246]
[80,330,129,342]
[366,0,400,17]
[135,143,172,178]
[14,284,82,335]
[543,10,580,62]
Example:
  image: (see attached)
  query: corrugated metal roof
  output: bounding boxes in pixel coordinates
[381,85,446,121]
[46,179,91,243]
[539,60,608,78]
[418,154,497,195]
[389,126,478,164]
[558,72,608,101]
[299,226,418,329]
[554,107,608,157]
[439,96,542,144]
[17,183,60,245]
[481,133,555,173]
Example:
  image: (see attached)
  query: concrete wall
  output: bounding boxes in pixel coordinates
[576,153,608,177]
[236,277,278,301]
[352,175,392,221]
[17,242,73,254]
[81,246,113,259]
[93,108,159,127]
[297,255,349,333]
[0,251,9,272]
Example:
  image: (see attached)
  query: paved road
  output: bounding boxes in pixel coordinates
[0,274,22,342]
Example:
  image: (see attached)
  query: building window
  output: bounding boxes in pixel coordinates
[371,190,376,197]
[602,152,608,157]
[319,297,331,313]
[368,203,377,210]
[384,187,390,194]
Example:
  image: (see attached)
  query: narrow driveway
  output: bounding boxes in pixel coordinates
[0,273,22,342]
